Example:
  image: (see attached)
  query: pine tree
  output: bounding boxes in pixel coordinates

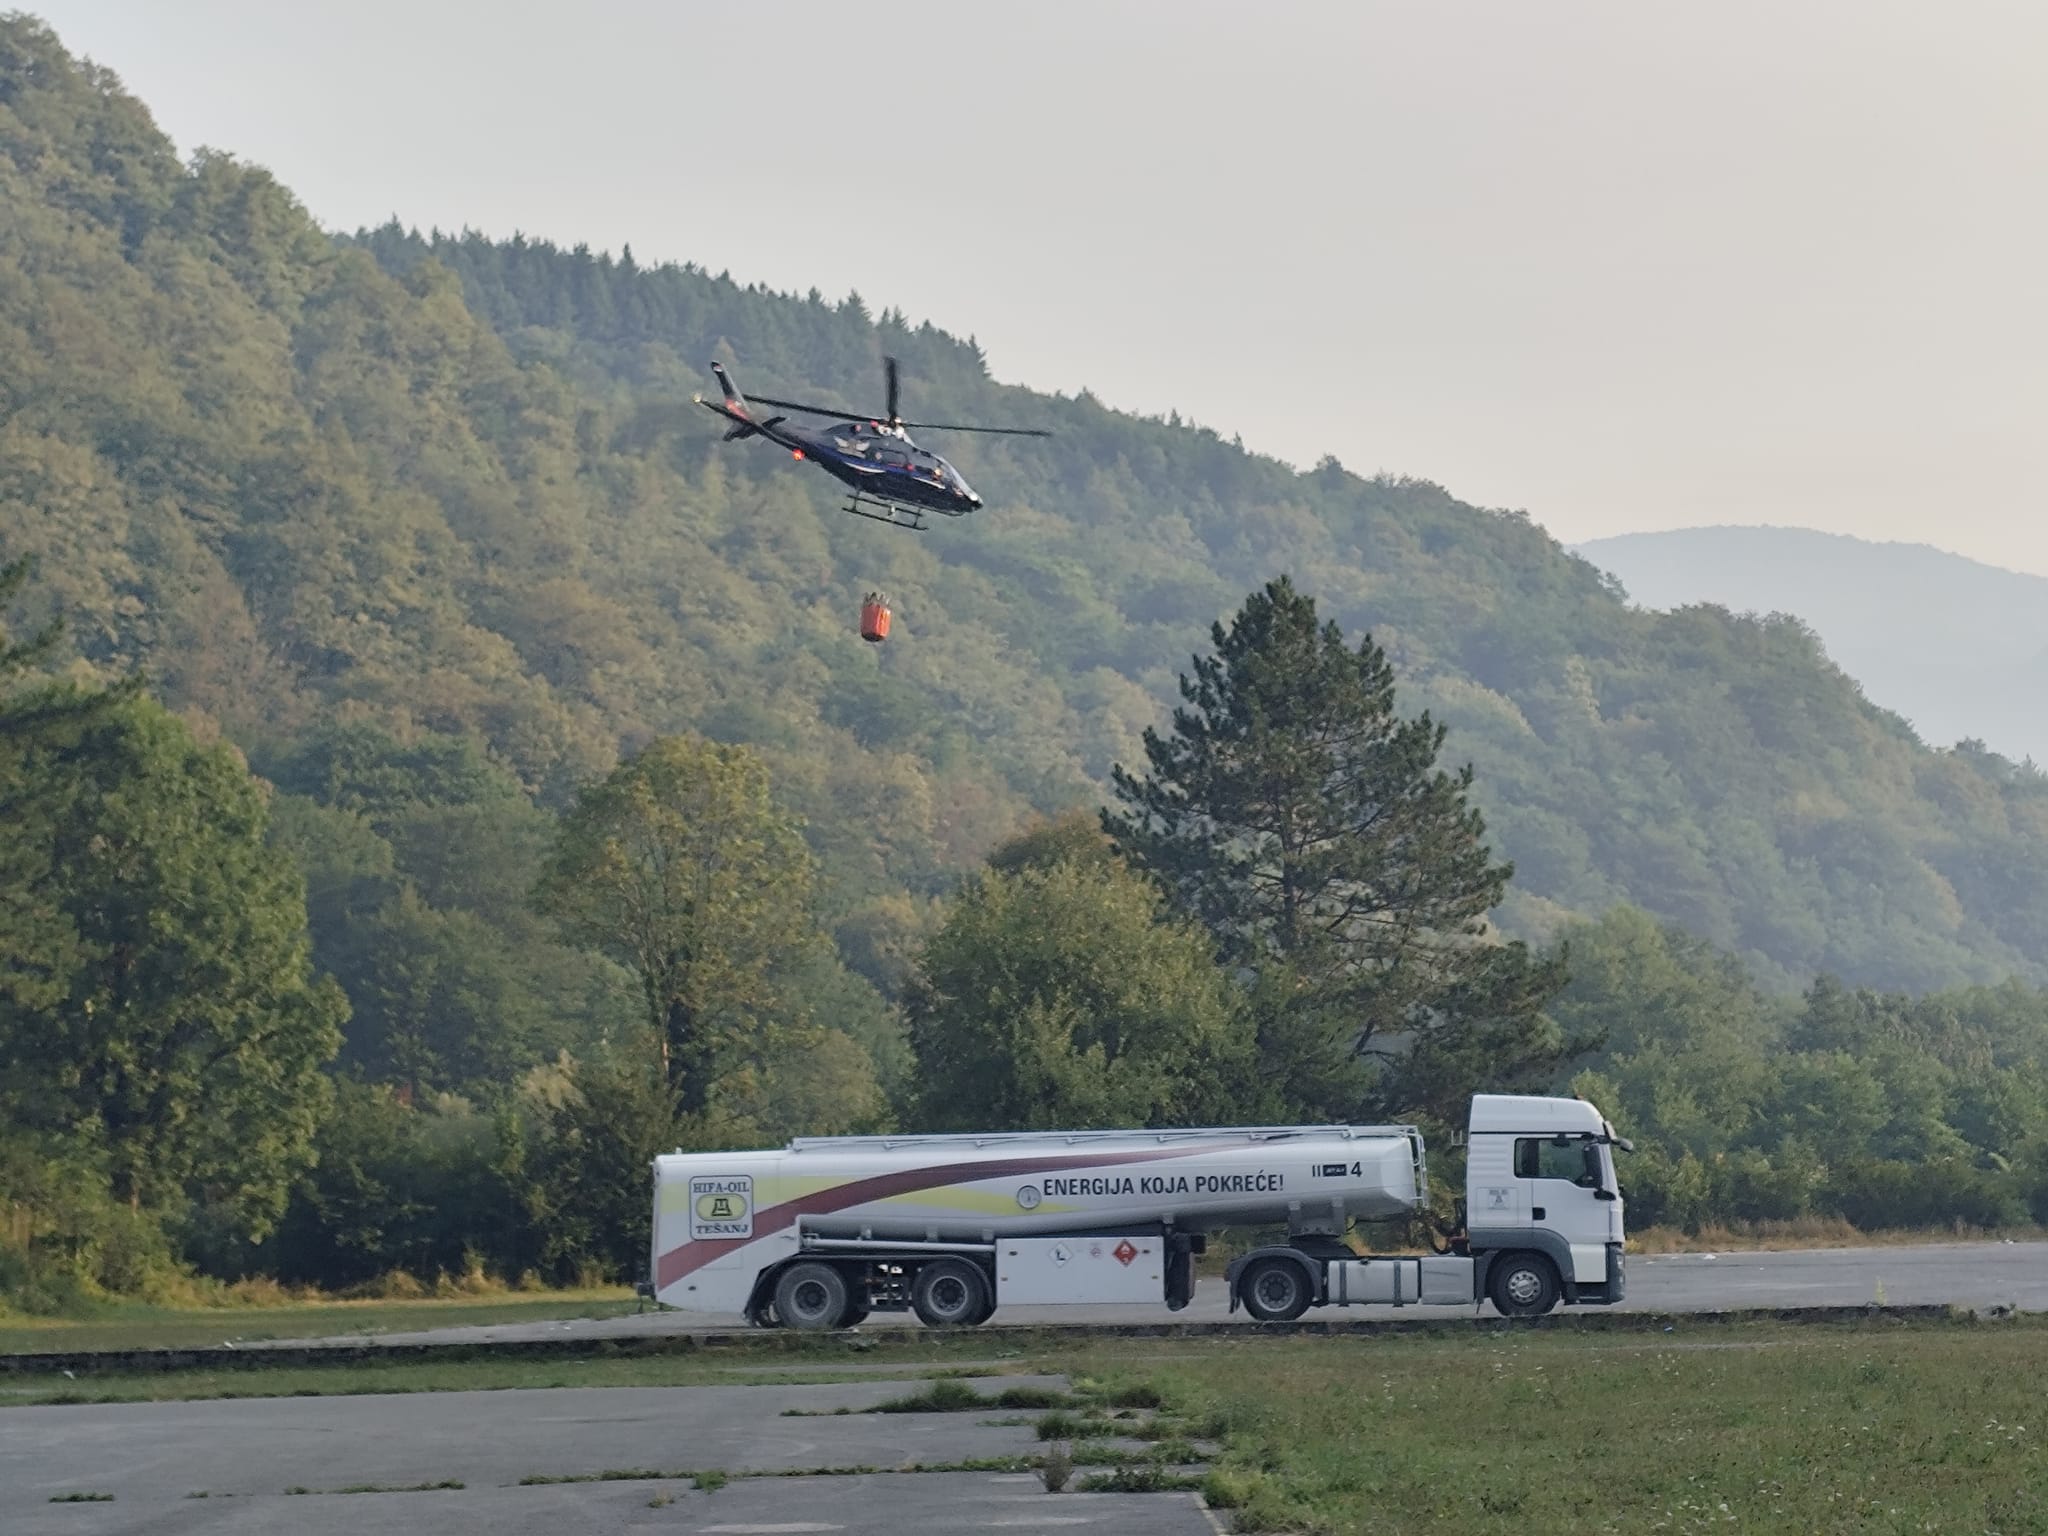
[1104,577,1575,1127]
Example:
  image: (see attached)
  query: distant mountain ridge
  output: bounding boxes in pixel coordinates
[1575,526,2048,767]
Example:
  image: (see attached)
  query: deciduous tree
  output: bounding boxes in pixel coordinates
[908,856,1251,1130]
[535,736,815,1111]
[0,686,345,1235]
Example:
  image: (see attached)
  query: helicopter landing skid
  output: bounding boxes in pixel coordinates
[841,493,929,531]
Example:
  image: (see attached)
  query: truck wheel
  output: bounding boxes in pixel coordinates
[774,1262,850,1331]
[1488,1253,1560,1319]
[836,1299,870,1328]
[911,1259,989,1328]
[1240,1257,1312,1322]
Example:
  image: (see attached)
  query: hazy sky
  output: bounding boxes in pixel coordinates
[31,1,2048,574]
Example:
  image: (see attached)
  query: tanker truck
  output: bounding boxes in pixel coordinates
[649,1093,1630,1329]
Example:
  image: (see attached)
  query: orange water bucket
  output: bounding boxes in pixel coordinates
[859,593,891,643]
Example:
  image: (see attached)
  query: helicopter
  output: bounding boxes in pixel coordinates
[693,356,1050,532]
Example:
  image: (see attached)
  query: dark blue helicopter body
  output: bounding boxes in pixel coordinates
[696,358,1048,530]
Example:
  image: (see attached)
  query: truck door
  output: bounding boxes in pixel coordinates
[1515,1135,1611,1287]
[1466,1131,1528,1233]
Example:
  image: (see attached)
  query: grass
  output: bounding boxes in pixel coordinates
[1039,1441,1074,1492]
[1078,1465,1206,1493]
[284,1480,465,1495]
[517,1457,1039,1488]
[0,1349,1017,1408]
[0,1289,637,1355]
[866,1376,988,1413]
[1117,1317,2048,1534]
[847,1377,1073,1414]
[1034,1409,1119,1440]
[47,1492,114,1502]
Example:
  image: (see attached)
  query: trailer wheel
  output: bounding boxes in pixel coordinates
[774,1262,850,1331]
[911,1259,989,1328]
[1487,1253,1560,1319]
[1240,1257,1313,1322]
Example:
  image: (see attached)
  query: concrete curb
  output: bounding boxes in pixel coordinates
[0,1302,1995,1378]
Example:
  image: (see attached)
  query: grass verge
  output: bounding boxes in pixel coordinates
[0,1291,637,1355]
[1,1336,1044,1406]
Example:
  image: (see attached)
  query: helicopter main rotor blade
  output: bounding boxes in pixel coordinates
[740,392,883,421]
[885,356,900,424]
[897,422,1054,437]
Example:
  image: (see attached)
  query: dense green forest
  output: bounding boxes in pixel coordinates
[3,18,2046,1308]
[4,19,2045,997]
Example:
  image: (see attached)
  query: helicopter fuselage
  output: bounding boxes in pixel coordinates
[701,400,982,518]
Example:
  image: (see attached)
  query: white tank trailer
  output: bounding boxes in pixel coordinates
[649,1094,1631,1328]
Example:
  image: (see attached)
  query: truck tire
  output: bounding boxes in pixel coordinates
[1240,1257,1313,1322]
[911,1259,989,1328]
[774,1262,850,1331]
[1487,1252,1560,1318]
[836,1299,870,1328]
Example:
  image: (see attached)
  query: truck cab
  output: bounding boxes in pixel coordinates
[1225,1093,1630,1321]
[1459,1093,1629,1316]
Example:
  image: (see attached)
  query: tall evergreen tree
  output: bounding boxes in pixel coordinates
[1105,577,1576,1126]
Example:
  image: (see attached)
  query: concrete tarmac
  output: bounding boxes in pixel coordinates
[3,1377,1217,1536]
[270,1240,2048,1351]
[10,1242,2039,1533]
[1,1378,1069,1499]
[11,1474,1214,1536]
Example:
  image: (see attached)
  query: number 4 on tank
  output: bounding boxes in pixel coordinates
[694,355,1050,639]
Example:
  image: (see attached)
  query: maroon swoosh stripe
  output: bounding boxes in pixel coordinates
[656,1146,1213,1290]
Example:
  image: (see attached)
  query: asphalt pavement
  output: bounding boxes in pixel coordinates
[265,1239,2048,1351]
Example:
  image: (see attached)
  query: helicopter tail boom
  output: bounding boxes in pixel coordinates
[696,362,788,442]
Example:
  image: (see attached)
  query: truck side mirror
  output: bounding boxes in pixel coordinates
[1594,1188,1617,1201]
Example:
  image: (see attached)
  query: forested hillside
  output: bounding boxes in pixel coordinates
[1578,526,2048,770]
[5,19,2048,1308]
[4,15,2045,1002]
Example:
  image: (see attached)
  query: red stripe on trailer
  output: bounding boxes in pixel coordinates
[655,1146,1206,1290]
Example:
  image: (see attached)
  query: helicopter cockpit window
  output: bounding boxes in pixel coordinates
[874,448,909,468]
